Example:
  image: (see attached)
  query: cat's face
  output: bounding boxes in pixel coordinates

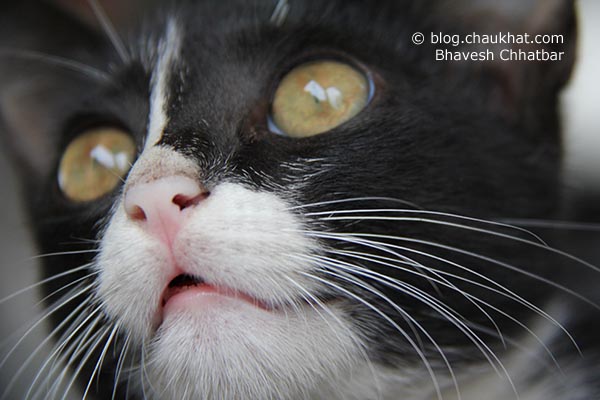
[0,0,584,399]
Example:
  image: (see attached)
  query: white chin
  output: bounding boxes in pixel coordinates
[144,303,362,400]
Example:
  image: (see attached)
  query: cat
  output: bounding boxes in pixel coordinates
[1,0,599,399]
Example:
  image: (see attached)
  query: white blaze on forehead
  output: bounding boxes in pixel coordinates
[146,19,182,149]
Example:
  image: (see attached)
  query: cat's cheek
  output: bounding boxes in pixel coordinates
[96,207,173,340]
[172,183,322,303]
[94,183,326,343]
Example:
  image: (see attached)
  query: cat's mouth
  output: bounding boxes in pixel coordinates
[161,274,206,307]
[161,273,272,312]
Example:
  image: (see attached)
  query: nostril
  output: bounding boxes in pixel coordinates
[172,191,210,210]
[129,205,147,221]
[123,176,205,245]
[124,176,206,222]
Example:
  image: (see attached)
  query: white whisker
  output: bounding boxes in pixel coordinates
[0,263,93,305]
[299,270,446,400]
[0,284,94,370]
[284,273,383,399]
[331,248,506,347]
[36,271,99,307]
[33,312,104,400]
[311,213,600,275]
[59,325,111,400]
[0,48,110,81]
[309,253,502,372]
[1,290,93,400]
[305,230,581,353]
[330,249,562,369]
[29,250,100,261]
[81,324,119,400]
[288,196,423,211]
[86,0,130,63]
[501,218,600,232]
[111,333,132,400]
[307,208,548,245]
[309,258,518,400]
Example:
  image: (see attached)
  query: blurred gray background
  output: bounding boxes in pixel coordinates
[0,0,599,398]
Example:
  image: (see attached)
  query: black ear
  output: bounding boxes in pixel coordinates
[433,0,576,124]
[0,1,108,178]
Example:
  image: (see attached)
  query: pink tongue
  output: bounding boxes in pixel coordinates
[162,282,272,311]
[162,282,206,306]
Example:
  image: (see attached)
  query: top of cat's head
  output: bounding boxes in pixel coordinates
[0,0,575,182]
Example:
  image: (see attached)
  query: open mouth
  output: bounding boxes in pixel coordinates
[162,274,206,307]
[161,273,273,311]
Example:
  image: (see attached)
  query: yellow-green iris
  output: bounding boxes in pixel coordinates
[271,60,369,137]
[58,128,136,202]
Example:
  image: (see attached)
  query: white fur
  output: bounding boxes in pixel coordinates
[146,304,361,400]
[97,145,368,399]
[145,19,181,149]
[96,146,590,399]
[95,21,374,393]
[94,16,591,399]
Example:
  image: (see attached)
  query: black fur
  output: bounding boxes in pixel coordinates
[1,0,598,399]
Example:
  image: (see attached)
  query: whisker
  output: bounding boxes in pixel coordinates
[332,239,556,336]
[314,231,510,340]
[270,0,290,26]
[81,323,119,399]
[309,254,502,370]
[312,214,600,275]
[36,270,99,307]
[309,259,517,400]
[288,196,423,211]
[331,248,506,347]
[307,233,476,350]
[312,225,448,299]
[67,237,102,246]
[395,232,599,312]
[59,324,111,400]
[299,270,446,400]
[29,310,104,400]
[86,0,130,63]
[285,276,351,340]
[1,292,93,400]
[284,274,383,397]
[323,231,447,299]
[291,277,380,376]
[330,249,562,369]
[28,250,100,261]
[112,333,132,400]
[0,263,93,305]
[305,230,581,352]
[0,283,94,369]
[307,208,548,245]
[319,210,550,248]
[313,230,600,312]
[140,344,153,400]
[124,345,138,399]
[500,219,600,232]
[0,48,110,81]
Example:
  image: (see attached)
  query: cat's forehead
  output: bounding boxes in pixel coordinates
[137,3,289,159]
[138,0,414,149]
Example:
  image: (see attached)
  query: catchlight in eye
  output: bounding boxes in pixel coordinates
[270,60,372,138]
[58,127,136,202]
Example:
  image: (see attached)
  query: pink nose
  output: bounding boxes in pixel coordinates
[124,176,207,246]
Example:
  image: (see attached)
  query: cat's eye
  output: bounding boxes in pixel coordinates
[58,127,136,202]
[270,60,371,137]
